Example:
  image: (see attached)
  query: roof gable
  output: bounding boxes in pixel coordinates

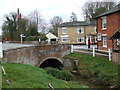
[110,29,120,39]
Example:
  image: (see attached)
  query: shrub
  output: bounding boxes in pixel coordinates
[25,36,47,41]
[45,67,75,81]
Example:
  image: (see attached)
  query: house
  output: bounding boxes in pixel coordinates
[46,32,58,44]
[95,4,120,50]
[57,17,97,45]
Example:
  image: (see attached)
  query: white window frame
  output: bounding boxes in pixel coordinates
[77,37,84,43]
[61,37,68,42]
[103,36,107,47]
[62,27,67,34]
[77,27,84,33]
[101,17,107,30]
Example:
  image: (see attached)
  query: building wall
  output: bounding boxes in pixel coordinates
[112,52,120,64]
[58,25,96,44]
[97,12,120,50]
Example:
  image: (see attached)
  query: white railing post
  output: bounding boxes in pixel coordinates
[0,42,3,58]
[108,49,112,61]
[93,47,95,57]
[71,45,73,53]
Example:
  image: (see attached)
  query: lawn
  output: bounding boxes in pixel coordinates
[2,63,88,88]
[64,53,120,87]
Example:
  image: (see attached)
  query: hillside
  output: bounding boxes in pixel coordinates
[2,63,88,88]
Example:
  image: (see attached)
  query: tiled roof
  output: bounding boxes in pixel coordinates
[58,21,96,27]
[95,4,120,18]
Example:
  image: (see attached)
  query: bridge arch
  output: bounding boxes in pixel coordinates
[39,57,63,69]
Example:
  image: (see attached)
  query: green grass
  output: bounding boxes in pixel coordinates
[2,63,88,88]
[64,53,120,87]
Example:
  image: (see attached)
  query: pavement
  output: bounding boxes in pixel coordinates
[73,45,97,49]
[2,43,36,50]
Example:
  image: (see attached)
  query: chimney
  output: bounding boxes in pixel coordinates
[86,16,90,23]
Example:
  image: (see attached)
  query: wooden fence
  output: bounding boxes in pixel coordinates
[71,45,112,61]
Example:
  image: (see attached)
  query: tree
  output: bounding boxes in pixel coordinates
[50,16,63,36]
[2,13,17,40]
[70,12,77,22]
[82,1,117,20]
[28,10,48,33]
[26,22,39,36]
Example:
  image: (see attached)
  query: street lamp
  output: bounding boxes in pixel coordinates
[20,34,25,44]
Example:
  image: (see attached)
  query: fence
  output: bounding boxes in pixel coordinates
[71,45,112,61]
[0,42,3,58]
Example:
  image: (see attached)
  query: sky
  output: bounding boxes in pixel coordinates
[0,0,119,35]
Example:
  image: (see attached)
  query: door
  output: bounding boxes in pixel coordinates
[86,36,92,45]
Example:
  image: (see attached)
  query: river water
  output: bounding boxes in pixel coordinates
[74,73,109,89]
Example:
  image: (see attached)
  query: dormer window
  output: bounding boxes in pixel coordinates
[102,17,107,29]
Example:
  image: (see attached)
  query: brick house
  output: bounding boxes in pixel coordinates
[57,18,97,45]
[95,4,120,50]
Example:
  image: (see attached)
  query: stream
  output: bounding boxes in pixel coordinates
[73,73,109,89]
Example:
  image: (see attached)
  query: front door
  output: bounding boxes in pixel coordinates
[86,36,92,45]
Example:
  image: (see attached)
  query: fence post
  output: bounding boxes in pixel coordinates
[0,42,3,58]
[108,49,112,61]
[71,45,73,53]
[93,47,95,57]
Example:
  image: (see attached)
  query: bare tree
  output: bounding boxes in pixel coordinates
[28,10,48,33]
[82,1,117,20]
[50,16,63,25]
[50,16,63,36]
[70,12,77,22]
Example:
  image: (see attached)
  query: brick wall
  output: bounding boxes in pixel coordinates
[112,52,120,64]
[58,25,96,44]
[97,12,120,50]
[3,44,71,67]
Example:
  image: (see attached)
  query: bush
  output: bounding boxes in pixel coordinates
[45,68,75,81]
[25,36,47,41]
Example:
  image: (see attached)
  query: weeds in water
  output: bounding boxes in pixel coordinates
[45,67,75,81]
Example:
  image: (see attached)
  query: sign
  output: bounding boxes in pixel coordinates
[97,33,102,41]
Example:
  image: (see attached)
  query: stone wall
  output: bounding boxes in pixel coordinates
[112,52,120,64]
[3,44,71,67]
[3,46,38,66]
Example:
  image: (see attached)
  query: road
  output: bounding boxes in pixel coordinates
[2,43,97,51]
[73,45,97,49]
[2,43,35,50]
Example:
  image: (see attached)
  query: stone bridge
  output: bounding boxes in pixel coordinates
[3,44,75,69]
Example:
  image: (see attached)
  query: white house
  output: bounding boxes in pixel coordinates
[46,32,58,44]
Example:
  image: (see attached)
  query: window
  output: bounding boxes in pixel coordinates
[102,17,107,29]
[103,36,107,47]
[62,28,67,34]
[77,28,84,33]
[117,39,120,46]
[61,37,68,42]
[77,37,84,43]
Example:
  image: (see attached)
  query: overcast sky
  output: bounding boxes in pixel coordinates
[0,0,119,35]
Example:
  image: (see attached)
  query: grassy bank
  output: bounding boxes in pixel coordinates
[64,53,120,87]
[2,63,88,88]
